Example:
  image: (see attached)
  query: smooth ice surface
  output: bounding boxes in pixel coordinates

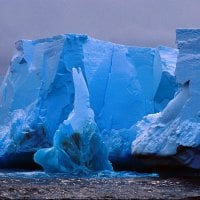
[34,68,112,173]
[132,29,200,169]
[0,33,177,171]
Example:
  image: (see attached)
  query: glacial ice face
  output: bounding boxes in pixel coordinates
[0,33,177,170]
[84,41,177,131]
[84,41,154,130]
[34,68,112,173]
[94,46,155,130]
[101,46,178,164]
[0,35,73,161]
[132,29,200,169]
[153,46,178,112]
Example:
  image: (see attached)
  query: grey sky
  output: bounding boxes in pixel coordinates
[0,0,200,75]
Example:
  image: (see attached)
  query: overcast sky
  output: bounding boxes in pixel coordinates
[1,0,200,75]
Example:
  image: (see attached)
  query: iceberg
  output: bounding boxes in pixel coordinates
[101,46,178,169]
[34,68,112,173]
[132,29,200,171]
[0,33,177,171]
[0,35,73,168]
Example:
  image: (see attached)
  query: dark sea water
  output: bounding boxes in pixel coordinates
[0,169,158,179]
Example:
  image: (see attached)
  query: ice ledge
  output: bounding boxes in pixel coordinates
[132,29,200,171]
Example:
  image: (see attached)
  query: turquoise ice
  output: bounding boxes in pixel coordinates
[0,34,177,171]
[132,29,200,170]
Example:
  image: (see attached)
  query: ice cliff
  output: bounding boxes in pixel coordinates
[132,29,200,171]
[0,34,177,172]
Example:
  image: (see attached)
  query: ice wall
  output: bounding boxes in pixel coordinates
[0,36,72,165]
[0,33,177,170]
[132,29,200,170]
[102,45,177,166]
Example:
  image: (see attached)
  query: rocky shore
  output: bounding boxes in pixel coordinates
[0,176,199,199]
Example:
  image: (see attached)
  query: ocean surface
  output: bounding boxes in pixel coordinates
[0,169,158,179]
